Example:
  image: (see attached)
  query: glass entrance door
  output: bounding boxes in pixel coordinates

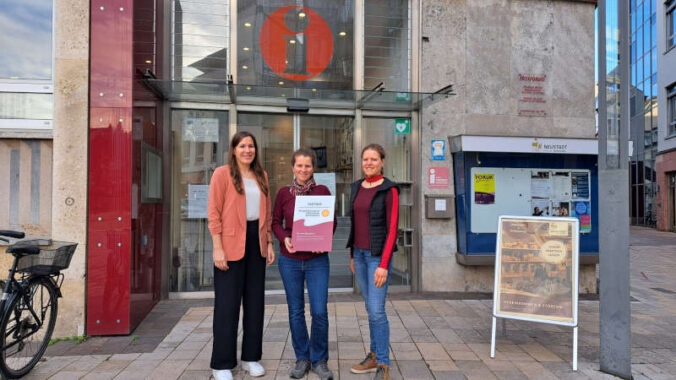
[299,116,354,288]
[238,114,354,290]
[170,109,230,292]
[362,117,412,287]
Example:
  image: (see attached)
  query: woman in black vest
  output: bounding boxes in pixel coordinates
[346,143,399,380]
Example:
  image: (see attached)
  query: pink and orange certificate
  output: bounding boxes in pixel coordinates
[291,195,335,252]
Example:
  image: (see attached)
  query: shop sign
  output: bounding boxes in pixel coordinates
[428,166,450,188]
[431,139,446,160]
[260,6,334,81]
[394,119,410,134]
[517,73,548,117]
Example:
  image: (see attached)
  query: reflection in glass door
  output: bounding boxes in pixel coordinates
[238,114,354,290]
[363,118,412,287]
[238,114,294,290]
[170,110,229,292]
[300,116,354,288]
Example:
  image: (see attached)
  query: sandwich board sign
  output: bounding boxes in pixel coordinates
[491,216,580,370]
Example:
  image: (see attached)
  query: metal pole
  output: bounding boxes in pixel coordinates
[573,326,578,371]
[490,317,496,358]
[598,0,632,378]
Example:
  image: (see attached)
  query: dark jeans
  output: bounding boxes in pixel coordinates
[211,220,266,370]
[278,253,330,365]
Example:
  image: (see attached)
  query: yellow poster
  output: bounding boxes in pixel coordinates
[474,173,495,204]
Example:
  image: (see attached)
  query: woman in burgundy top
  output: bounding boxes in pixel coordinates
[347,143,399,380]
[272,148,336,380]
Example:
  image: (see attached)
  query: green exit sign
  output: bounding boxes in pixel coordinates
[395,92,411,102]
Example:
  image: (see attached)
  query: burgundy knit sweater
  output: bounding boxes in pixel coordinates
[272,184,337,260]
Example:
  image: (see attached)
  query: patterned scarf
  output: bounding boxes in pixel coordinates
[290,177,316,196]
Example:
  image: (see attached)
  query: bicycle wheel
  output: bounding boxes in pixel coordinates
[0,277,57,378]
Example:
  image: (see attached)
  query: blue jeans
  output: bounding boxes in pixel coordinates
[352,247,392,365]
[278,253,330,365]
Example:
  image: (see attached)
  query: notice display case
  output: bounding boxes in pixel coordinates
[450,136,600,266]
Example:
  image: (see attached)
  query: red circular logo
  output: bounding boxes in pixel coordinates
[260,6,334,81]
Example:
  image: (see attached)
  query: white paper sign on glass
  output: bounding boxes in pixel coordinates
[187,184,209,219]
[313,173,337,195]
[291,195,335,252]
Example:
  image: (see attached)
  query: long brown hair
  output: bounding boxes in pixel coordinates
[228,131,268,196]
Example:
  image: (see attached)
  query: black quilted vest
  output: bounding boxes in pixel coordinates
[346,178,400,256]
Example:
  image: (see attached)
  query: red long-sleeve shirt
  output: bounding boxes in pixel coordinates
[352,186,399,269]
[271,184,337,260]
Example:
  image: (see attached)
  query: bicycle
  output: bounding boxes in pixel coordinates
[0,230,77,379]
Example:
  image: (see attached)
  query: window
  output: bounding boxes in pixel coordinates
[0,0,53,80]
[238,0,354,90]
[364,0,411,91]
[0,0,54,129]
[668,0,676,50]
[172,0,229,82]
[668,84,676,136]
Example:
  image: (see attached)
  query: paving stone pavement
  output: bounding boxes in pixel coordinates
[21,227,676,379]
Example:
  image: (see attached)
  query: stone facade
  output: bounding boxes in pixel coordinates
[52,0,90,336]
[419,0,597,292]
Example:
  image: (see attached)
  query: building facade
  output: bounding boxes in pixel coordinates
[629,0,660,227]
[655,0,676,231]
[1,0,598,336]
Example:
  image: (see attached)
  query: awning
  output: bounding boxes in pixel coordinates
[142,79,454,112]
[449,135,634,156]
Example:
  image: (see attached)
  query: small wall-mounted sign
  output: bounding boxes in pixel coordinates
[428,166,450,188]
[431,139,446,160]
[394,119,410,134]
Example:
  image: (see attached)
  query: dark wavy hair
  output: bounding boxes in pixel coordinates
[228,131,268,196]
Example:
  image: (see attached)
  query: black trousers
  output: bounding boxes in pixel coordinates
[211,220,266,370]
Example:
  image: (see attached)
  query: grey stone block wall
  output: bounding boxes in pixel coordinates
[419,0,597,292]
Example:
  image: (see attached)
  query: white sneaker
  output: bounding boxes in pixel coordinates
[212,369,233,380]
[241,361,266,377]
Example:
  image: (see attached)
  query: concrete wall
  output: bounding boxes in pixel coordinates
[52,0,89,336]
[419,0,597,292]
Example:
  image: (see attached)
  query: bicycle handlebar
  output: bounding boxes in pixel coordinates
[0,230,24,239]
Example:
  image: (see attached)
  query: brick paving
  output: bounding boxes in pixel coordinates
[21,227,676,379]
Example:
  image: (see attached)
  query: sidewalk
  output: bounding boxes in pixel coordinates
[24,226,676,379]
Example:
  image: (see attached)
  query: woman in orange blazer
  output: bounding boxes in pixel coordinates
[208,131,275,380]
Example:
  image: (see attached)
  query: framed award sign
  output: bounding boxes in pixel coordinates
[493,216,579,326]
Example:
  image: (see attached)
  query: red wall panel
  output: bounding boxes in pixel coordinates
[88,0,134,335]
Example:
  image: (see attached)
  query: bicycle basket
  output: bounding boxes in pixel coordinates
[13,240,77,275]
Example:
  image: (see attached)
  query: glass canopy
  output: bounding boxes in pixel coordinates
[143,79,454,112]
